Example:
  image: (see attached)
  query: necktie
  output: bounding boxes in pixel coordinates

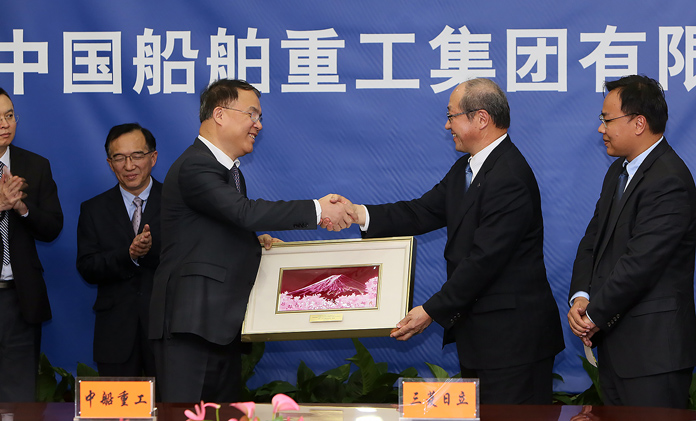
[131,197,143,235]
[0,162,9,266]
[465,161,473,192]
[231,164,242,193]
[616,164,628,202]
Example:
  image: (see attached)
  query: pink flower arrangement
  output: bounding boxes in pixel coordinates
[184,394,303,421]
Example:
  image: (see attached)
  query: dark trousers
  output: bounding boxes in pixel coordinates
[0,288,41,402]
[598,346,692,408]
[152,332,242,403]
[459,356,555,405]
[97,320,157,378]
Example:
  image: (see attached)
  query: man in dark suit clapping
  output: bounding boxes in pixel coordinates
[77,123,160,378]
[0,87,63,401]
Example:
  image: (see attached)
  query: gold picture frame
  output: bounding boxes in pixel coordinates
[241,236,415,341]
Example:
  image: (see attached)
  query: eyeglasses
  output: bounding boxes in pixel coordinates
[0,112,17,124]
[447,109,483,122]
[599,113,637,129]
[109,151,153,164]
[221,107,262,123]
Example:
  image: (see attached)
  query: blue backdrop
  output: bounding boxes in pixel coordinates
[2,0,696,394]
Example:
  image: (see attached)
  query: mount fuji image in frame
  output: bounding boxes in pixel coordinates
[276,265,381,312]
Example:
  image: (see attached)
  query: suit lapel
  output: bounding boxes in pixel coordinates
[6,146,26,239]
[593,140,671,267]
[449,137,512,241]
[105,185,136,239]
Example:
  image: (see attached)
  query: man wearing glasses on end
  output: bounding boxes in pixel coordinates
[0,87,63,402]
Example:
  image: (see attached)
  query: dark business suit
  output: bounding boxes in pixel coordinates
[0,144,63,402]
[149,138,316,402]
[76,180,161,377]
[363,136,564,404]
[569,139,696,408]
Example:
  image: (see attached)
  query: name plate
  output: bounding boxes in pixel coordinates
[399,378,479,420]
[75,377,156,420]
[309,314,344,323]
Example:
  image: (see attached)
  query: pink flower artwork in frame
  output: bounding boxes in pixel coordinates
[277,265,380,312]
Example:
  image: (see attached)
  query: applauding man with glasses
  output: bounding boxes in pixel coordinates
[0,87,63,402]
[77,123,160,380]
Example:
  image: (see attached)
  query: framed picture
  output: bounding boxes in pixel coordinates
[242,236,415,341]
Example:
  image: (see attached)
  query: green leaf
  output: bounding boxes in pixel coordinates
[76,363,99,377]
[579,355,603,404]
[241,341,265,386]
[296,361,316,387]
[688,373,696,410]
[399,367,420,379]
[346,338,379,396]
[424,362,451,379]
[36,353,58,402]
[321,363,350,383]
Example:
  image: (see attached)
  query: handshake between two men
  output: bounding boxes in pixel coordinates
[317,193,363,231]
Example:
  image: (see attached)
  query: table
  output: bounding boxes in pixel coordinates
[1,402,695,420]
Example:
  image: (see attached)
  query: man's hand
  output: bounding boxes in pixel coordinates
[0,169,27,212]
[129,224,152,260]
[390,305,433,341]
[258,234,283,250]
[318,194,358,232]
[581,315,600,347]
[568,296,592,337]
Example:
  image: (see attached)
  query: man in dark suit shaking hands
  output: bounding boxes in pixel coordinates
[77,123,160,378]
[0,87,63,401]
[338,78,565,404]
[149,79,355,402]
[568,75,696,408]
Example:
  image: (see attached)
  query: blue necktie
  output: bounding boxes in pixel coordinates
[616,163,628,202]
[465,161,473,192]
[231,164,242,193]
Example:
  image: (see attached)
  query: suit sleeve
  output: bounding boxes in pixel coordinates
[363,179,448,238]
[586,174,693,332]
[422,173,537,327]
[568,199,602,301]
[17,157,63,242]
[76,201,139,285]
[177,154,316,231]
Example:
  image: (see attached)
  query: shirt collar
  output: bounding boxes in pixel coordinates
[119,176,153,203]
[623,136,663,179]
[0,147,10,169]
[468,133,507,180]
[198,135,240,170]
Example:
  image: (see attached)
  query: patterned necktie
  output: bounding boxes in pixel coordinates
[131,197,143,235]
[231,164,242,193]
[465,161,473,192]
[616,163,628,202]
[0,162,9,266]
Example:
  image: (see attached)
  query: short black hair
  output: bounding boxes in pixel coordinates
[199,79,260,123]
[604,75,668,135]
[104,123,156,157]
[0,87,12,103]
